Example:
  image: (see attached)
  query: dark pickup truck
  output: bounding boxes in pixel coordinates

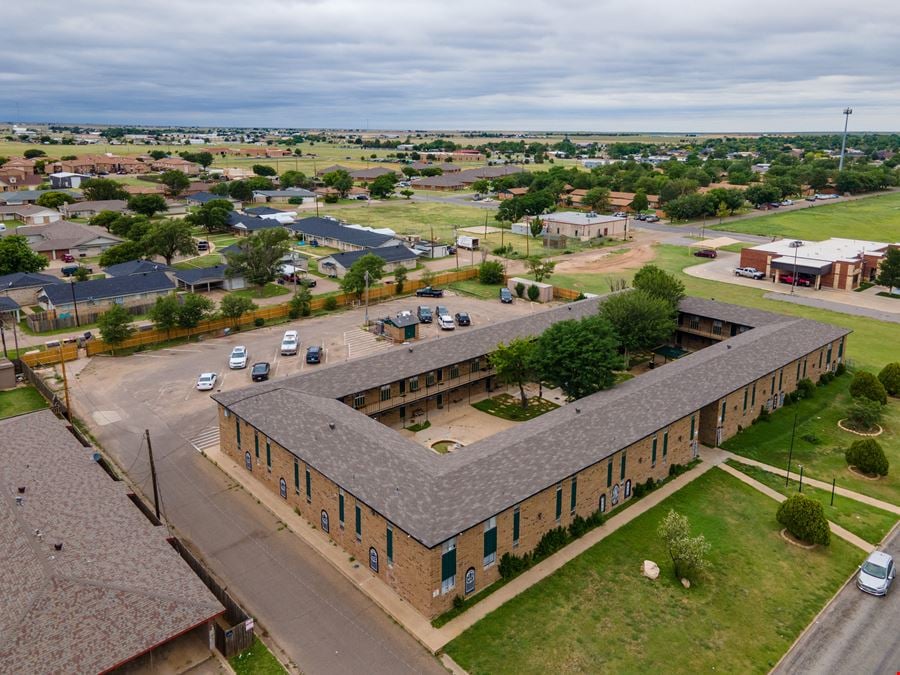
[415,286,444,298]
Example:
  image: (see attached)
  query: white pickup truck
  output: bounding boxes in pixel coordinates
[734,267,765,280]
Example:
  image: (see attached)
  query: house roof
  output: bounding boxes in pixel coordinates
[316,164,352,176]
[244,206,284,216]
[349,168,398,180]
[539,211,624,226]
[413,174,466,189]
[227,212,282,232]
[186,191,235,204]
[214,297,850,548]
[252,189,317,198]
[0,410,223,673]
[0,296,20,312]
[385,312,418,328]
[63,199,128,213]
[288,217,397,248]
[0,205,60,218]
[173,265,230,285]
[40,271,174,305]
[0,272,63,290]
[748,238,890,264]
[0,190,79,205]
[103,259,172,277]
[321,245,418,269]
[17,221,123,253]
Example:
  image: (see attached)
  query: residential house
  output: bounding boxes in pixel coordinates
[38,271,175,312]
[103,259,173,278]
[315,164,353,176]
[0,189,80,206]
[498,187,528,200]
[0,272,63,306]
[0,205,63,226]
[61,199,128,219]
[251,188,317,205]
[318,244,418,278]
[0,295,21,323]
[412,174,467,191]
[151,157,201,175]
[17,220,123,261]
[186,191,241,208]
[287,217,403,251]
[534,211,626,241]
[227,212,285,236]
[0,173,43,191]
[173,265,246,292]
[349,167,399,183]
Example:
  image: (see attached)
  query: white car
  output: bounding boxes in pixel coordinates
[229,346,249,369]
[437,314,455,330]
[281,330,299,356]
[196,372,217,391]
[780,200,794,206]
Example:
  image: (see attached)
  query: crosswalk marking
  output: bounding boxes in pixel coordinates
[344,329,392,359]
[190,427,220,452]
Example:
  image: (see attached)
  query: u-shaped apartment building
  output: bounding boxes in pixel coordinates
[213,296,849,618]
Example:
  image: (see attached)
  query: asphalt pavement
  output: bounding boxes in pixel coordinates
[774,525,900,675]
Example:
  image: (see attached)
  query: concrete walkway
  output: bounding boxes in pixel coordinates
[716,462,874,552]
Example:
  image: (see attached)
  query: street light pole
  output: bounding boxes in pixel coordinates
[838,107,853,172]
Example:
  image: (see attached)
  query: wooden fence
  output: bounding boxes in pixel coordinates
[27,302,156,333]
[19,342,79,368]
[553,286,584,301]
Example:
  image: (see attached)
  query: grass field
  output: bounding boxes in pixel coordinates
[449,279,503,299]
[173,254,224,269]
[710,191,900,242]
[232,283,291,299]
[444,469,861,674]
[0,386,49,419]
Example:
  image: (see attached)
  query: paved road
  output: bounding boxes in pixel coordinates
[763,292,900,324]
[774,526,900,675]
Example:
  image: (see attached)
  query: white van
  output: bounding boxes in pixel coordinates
[281,330,299,356]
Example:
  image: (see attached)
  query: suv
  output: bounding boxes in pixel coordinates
[280,330,299,355]
[694,249,717,258]
[643,214,660,222]
[417,305,433,323]
[437,314,455,330]
[734,267,765,280]
[305,345,322,364]
[500,287,513,304]
[229,346,249,369]
[435,305,449,318]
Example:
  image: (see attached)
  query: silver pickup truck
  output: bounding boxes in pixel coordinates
[734,267,765,280]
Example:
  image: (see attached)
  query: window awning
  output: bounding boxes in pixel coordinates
[771,256,833,276]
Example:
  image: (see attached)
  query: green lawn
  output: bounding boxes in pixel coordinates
[228,637,286,675]
[231,283,292,299]
[726,460,897,545]
[721,375,900,505]
[472,394,559,421]
[0,386,48,419]
[173,254,225,269]
[444,469,861,675]
[710,191,900,242]
[449,279,503,299]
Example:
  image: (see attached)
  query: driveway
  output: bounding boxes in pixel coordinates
[774,525,900,675]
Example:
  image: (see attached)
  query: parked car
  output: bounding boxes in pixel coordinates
[815,193,840,200]
[613,211,628,218]
[857,550,895,596]
[229,345,249,369]
[196,372,217,391]
[62,253,76,263]
[437,314,455,330]
[197,240,209,251]
[734,267,765,280]
[251,362,271,382]
[417,305,433,323]
[694,249,717,258]
[780,199,794,206]
[643,214,660,222]
[61,265,93,277]
[634,213,647,221]
[779,274,811,287]
[416,286,444,297]
[805,195,818,202]
[305,345,322,364]
[500,287,513,303]
[280,330,299,356]
[454,311,471,326]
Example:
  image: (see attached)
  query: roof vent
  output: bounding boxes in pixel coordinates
[408,347,413,352]
[54,542,63,551]
[17,486,26,494]
[15,496,24,506]
[328,422,335,430]
[575,407,581,414]
[34,529,42,538]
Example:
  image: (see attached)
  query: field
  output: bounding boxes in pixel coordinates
[710,191,900,242]
[0,386,49,419]
[444,469,861,674]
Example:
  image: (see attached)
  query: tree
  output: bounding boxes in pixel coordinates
[96,304,135,353]
[81,178,128,201]
[36,191,75,209]
[630,190,649,214]
[479,260,505,284]
[400,189,414,200]
[529,217,544,238]
[148,295,181,334]
[224,228,292,293]
[490,338,537,408]
[99,240,148,267]
[525,257,556,282]
[177,293,215,328]
[323,170,353,197]
[876,248,900,293]
[777,494,830,545]
[420,268,436,288]
[877,362,900,397]
[193,151,214,169]
[252,164,276,176]
[0,235,48,275]
[109,215,151,241]
[601,289,676,369]
[339,253,386,300]
[280,170,310,189]
[159,170,190,197]
[715,200,730,224]
[845,438,889,476]
[849,370,888,405]
[23,148,46,159]
[527,284,540,301]
[632,264,685,309]
[394,265,408,294]
[845,398,884,433]
[185,198,234,233]
[288,287,312,318]
[369,174,397,199]
[531,314,620,400]
[582,187,611,212]
[90,210,123,232]
[144,219,197,266]
[149,150,167,161]
[657,510,711,581]
[73,266,90,282]
[219,293,258,327]
[127,193,168,217]
[744,184,782,207]
[227,180,253,202]
[471,179,491,195]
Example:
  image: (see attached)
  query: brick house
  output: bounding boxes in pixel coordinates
[17,220,123,260]
[38,270,175,312]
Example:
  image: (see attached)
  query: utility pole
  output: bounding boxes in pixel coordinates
[145,429,161,520]
[58,344,71,421]
[838,108,853,172]
[69,281,81,327]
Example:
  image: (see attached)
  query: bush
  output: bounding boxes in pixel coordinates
[253,317,265,327]
[514,281,525,298]
[818,371,835,386]
[452,595,465,610]
[878,362,900,396]
[478,260,504,284]
[527,284,540,301]
[845,398,883,433]
[632,477,656,499]
[492,243,514,256]
[533,527,569,559]
[835,362,847,377]
[499,552,532,579]
[323,194,339,204]
[801,433,820,445]
[795,378,816,400]
[776,494,831,545]
[757,405,771,422]
[845,438,889,476]
[323,296,338,311]
[849,370,888,405]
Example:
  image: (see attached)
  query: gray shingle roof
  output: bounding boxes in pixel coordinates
[0,272,62,290]
[287,217,397,248]
[0,296,20,312]
[103,259,172,277]
[40,271,174,305]
[215,297,849,548]
[253,188,317,198]
[173,265,229,284]
[322,245,418,269]
[0,410,223,673]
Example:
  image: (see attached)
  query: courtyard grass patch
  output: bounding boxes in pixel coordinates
[472,393,559,421]
[721,374,900,505]
[173,253,224,269]
[726,460,897,544]
[229,636,286,675]
[444,469,861,675]
[231,283,292,299]
[406,420,431,433]
[449,279,503,300]
[0,386,49,419]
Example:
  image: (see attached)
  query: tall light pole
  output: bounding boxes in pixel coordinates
[838,107,852,172]
[790,240,803,294]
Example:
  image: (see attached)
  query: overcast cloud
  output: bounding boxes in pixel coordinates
[3,0,899,131]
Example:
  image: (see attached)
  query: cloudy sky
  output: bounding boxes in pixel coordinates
[4,0,899,132]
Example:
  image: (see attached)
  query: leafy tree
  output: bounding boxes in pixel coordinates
[288,286,312,318]
[90,210,124,232]
[149,150,167,160]
[420,167,443,177]
[36,191,75,209]
[144,219,197,266]
[845,398,884,433]
[323,169,353,197]
[219,293,258,327]
[109,215,151,241]
[185,198,234,233]
[127,193,168,217]
[244,176,275,191]
[849,370,888,405]
[601,289,676,369]
[632,264,685,309]
[715,201,730,223]
[96,304,135,353]
[99,240,148,267]
[490,338,537,408]
[876,248,900,293]
[777,494,830,545]
[582,187,611,212]
[369,173,397,199]
[471,179,491,195]
[177,293,215,328]
[420,268,436,288]
[657,509,711,581]
[744,184,782,207]
[23,148,46,159]
[401,166,419,179]
[73,266,90,282]
[877,362,900,397]
[525,257,556,282]
[148,295,181,334]
[81,178,128,201]
[515,281,525,298]
[529,217,544,238]
[495,190,555,222]
[228,180,253,202]
[0,235,48,275]
[193,151,214,169]
[280,170,310,189]
[393,265,408,294]
[224,228,292,293]
[531,314,620,400]
[159,170,190,197]
[630,190,649,213]
[210,182,231,196]
[400,189,414,200]
[252,164,276,176]
[479,260,505,284]
[845,438,889,476]
[339,253,386,300]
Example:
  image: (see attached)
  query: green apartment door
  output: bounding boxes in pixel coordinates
[404,324,416,340]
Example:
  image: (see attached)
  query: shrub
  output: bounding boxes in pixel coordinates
[533,527,569,559]
[776,494,830,545]
[575,292,587,301]
[568,514,589,539]
[845,438,889,476]
[452,595,465,610]
[818,371,834,386]
[498,552,531,579]
[845,398,883,433]
[514,281,525,298]
[323,193,339,204]
[478,260,504,284]
[795,378,816,400]
[632,477,656,499]
[253,317,265,327]
[849,370,888,405]
[801,433,820,445]
[323,296,338,311]
[527,284,540,301]
[835,362,847,377]
[757,405,771,422]
[878,362,900,396]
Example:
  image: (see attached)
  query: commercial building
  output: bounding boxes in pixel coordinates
[213,296,849,618]
[531,211,626,241]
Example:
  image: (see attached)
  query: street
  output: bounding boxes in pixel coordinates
[774,525,900,675]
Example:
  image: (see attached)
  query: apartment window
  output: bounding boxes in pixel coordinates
[265,439,271,471]
[779,369,783,390]
[353,393,366,409]
[355,504,362,541]
[690,415,696,440]
[555,484,563,522]
[720,400,727,424]
[751,383,757,408]
[386,524,394,565]
[436,368,443,383]
[441,538,457,594]
[398,379,406,395]
[796,361,802,380]
[512,506,520,548]
[380,385,391,402]
[712,320,723,336]
[426,371,436,387]
[305,467,311,503]
[826,345,833,366]
[471,358,481,373]
[254,432,259,459]
[483,517,497,567]
[607,460,613,487]
[450,365,459,379]
[818,350,823,369]
[663,431,668,459]
[803,359,807,378]
[771,375,776,394]
[838,338,844,359]
[293,459,300,494]
[338,489,345,526]
[409,376,419,392]
[689,315,700,330]
[651,436,658,467]
[236,418,241,448]
[742,388,748,413]
[399,406,406,421]
[620,452,627,480]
